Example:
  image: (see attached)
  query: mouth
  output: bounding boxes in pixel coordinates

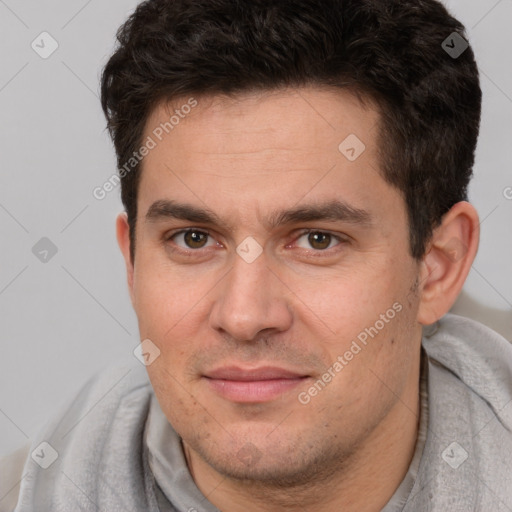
[203,366,310,403]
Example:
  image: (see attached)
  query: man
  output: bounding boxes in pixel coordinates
[2,0,511,510]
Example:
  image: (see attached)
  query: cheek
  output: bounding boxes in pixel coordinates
[148,366,205,437]
[306,271,415,395]
[132,259,204,339]
[291,267,400,344]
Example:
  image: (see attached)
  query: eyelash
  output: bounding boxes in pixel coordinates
[164,228,347,256]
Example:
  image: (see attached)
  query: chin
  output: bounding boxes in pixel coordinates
[186,429,349,489]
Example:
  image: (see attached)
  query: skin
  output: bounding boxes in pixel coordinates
[116,86,480,511]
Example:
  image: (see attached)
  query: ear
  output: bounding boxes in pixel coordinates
[417,201,480,325]
[116,212,135,306]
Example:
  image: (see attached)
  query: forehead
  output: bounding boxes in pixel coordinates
[144,87,378,158]
[137,87,403,233]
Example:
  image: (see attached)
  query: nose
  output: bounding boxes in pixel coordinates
[209,247,293,342]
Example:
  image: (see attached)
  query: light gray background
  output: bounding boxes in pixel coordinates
[0,0,511,456]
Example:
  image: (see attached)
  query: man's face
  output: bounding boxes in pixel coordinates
[126,87,423,484]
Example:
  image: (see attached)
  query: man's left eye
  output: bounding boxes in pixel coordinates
[295,231,342,251]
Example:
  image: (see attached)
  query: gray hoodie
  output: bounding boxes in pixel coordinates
[1,313,511,511]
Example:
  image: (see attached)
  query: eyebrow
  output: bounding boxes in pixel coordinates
[145,199,373,229]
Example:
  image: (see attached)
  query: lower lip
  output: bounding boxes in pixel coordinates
[205,377,308,403]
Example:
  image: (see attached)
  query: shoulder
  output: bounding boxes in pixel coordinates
[412,314,512,508]
[0,442,30,512]
[423,312,512,414]
[1,360,152,511]
[33,359,154,447]
[67,359,153,409]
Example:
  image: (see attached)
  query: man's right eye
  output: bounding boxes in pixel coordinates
[166,229,219,251]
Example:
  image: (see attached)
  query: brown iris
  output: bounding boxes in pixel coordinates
[308,232,331,250]
[184,230,208,249]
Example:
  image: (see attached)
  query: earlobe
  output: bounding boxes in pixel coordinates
[417,201,480,325]
[116,212,135,304]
